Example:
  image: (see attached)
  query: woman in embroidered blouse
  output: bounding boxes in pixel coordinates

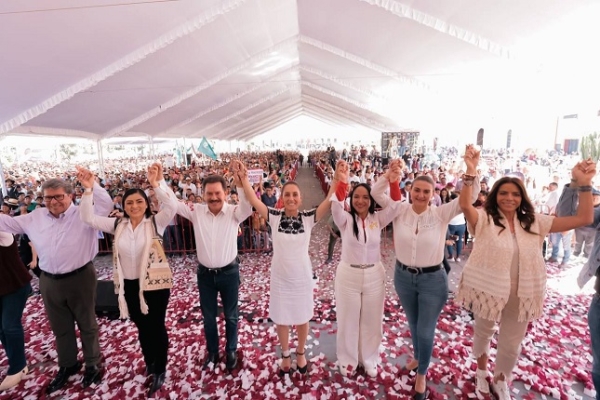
[237,163,338,376]
[79,163,179,397]
[371,159,480,399]
[331,160,400,378]
[456,146,595,400]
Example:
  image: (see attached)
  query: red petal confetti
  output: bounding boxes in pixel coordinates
[0,243,595,399]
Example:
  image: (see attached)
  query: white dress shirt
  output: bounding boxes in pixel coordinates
[176,189,252,268]
[79,181,178,279]
[372,177,480,268]
[0,182,113,274]
[330,194,399,264]
[0,232,14,247]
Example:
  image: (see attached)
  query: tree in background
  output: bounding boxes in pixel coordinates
[580,132,600,161]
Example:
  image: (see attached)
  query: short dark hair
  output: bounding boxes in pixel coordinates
[202,175,227,191]
[42,179,73,195]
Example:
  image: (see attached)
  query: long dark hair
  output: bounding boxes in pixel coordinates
[484,177,536,234]
[122,188,153,219]
[349,183,376,242]
[439,188,451,203]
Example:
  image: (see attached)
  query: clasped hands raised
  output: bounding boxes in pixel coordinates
[572,159,596,185]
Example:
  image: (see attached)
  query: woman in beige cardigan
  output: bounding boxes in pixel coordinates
[456,146,595,400]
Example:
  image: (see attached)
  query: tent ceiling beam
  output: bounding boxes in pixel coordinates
[0,0,249,136]
[357,0,512,59]
[104,35,300,139]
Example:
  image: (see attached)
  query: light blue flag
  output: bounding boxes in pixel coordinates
[197,137,218,160]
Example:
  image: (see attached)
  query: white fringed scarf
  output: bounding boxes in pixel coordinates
[455,209,554,322]
[112,219,154,319]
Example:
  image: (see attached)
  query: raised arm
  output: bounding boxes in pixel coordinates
[237,161,268,220]
[78,166,113,216]
[330,160,349,229]
[370,159,402,207]
[315,163,341,222]
[459,145,481,227]
[549,160,595,232]
[232,160,254,222]
[78,169,118,233]
[148,163,179,234]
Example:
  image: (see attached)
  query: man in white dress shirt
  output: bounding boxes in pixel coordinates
[0,171,113,394]
[174,162,252,372]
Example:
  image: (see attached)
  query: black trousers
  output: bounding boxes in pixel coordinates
[327,232,339,260]
[124,279,170,374]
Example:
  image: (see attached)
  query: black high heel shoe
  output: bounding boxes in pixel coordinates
[413,388,429,400]
[148,372,166,398]
[278,354,292,377]
[296,351,308,375]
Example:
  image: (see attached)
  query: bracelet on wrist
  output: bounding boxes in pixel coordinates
[578,185,593,192]
[462,174,476,182]
[84,187,93,193]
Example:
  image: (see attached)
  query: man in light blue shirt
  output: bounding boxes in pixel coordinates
[0,171,112,394]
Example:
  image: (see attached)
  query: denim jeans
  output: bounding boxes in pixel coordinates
[550,231,573,263]
[588,294,600,399]
[197,262,240,354]
[394,261,448,374]
[447,224,466,258]
[0,283,31,375]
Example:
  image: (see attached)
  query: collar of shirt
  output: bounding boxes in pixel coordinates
[44,202,75,220]
[203,203,227,216]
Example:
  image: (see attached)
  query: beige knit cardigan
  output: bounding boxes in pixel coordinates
[455,208,554,322]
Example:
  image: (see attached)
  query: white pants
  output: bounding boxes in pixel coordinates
[473,293,529,381]
[334,261,385,371]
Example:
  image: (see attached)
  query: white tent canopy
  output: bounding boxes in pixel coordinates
[1,0,600,143]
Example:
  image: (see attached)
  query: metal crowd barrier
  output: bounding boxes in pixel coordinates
[98,163,299,255]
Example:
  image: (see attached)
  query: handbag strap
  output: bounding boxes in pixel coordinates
[150,215,163,240]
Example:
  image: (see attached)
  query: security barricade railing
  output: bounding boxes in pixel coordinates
[98,164,300,256]
[98,213,273,255]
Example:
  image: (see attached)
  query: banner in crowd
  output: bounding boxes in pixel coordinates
[381,131,420,160]
[197,137,218,160]
[247,169,263,184]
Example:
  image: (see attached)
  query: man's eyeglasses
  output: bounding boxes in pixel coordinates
[43,194,66,202]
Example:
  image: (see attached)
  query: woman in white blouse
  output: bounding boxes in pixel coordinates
[371,159,480,399]
[330,161,399,378]
[79,163,178,397]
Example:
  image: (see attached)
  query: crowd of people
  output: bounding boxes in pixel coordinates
[1,144,600,399]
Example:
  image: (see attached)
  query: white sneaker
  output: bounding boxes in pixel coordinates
[475,369,489,394]
[491,379,512,400]
[339,364,354,377]
[365,366,377,378]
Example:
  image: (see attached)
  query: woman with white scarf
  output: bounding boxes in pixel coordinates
[79,163,178,397]
[456,146,595,399]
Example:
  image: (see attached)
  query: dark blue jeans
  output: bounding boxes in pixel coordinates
[394,261,448,375]
[0,283,31,375]
[447,223,466,258]
[197,262,240,355]
[589,294,600,399]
